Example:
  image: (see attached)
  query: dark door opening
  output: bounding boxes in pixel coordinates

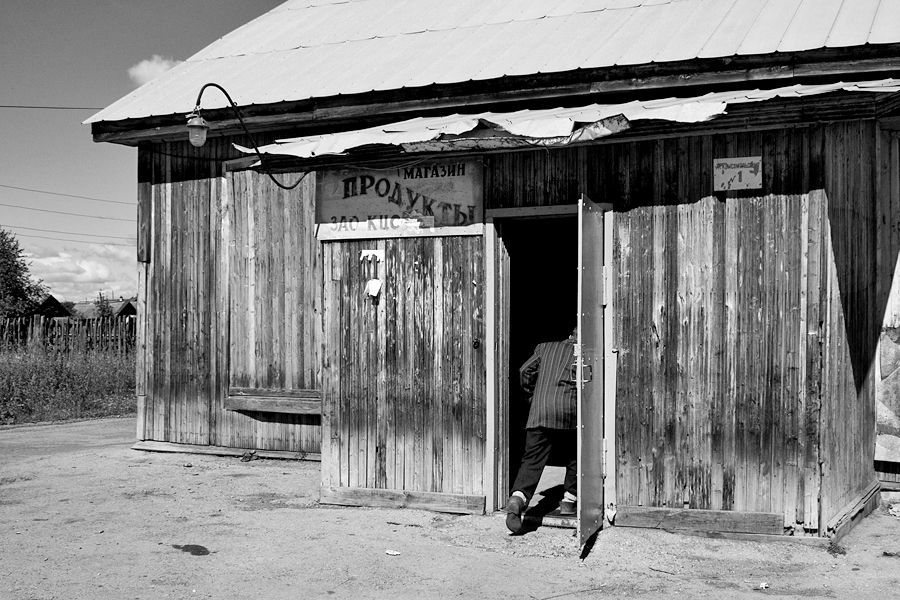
[502,216,578,509]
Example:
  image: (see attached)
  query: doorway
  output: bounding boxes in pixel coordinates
[499,215,578,517]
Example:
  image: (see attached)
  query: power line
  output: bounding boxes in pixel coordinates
[14,232,133,247]
[1,223,134,241]
[0,184,135,206]
[0,105,103,110]
[0,202,132,222]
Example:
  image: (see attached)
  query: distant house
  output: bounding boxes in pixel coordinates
[70,297,137,319]
[25,295,71,319]
[112,298,137,318]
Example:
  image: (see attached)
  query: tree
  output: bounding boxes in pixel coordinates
[0,228,47,318]
[94,292,114,319]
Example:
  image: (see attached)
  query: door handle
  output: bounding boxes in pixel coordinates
[580,364,593,384]
[570,362,593,384]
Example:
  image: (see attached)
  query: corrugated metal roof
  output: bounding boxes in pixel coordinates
[87,0,900,124]
[248,79,900,158]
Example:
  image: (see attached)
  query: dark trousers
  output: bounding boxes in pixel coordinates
[511,427,577,503]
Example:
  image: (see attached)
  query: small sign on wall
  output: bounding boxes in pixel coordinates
[713,156,762,191]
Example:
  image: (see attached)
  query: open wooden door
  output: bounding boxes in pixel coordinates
[576,194,605,546]
[491,218,512,512]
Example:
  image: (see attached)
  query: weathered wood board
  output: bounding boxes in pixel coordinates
[137,139,321,453]
[320,486,485,515]
[321,236,486,497]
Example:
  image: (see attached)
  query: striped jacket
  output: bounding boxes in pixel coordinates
[519,338,577,430]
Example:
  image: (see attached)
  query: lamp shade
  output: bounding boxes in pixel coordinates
[186,115,209,147]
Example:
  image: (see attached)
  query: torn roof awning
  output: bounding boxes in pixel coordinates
[243,102,725,158]
[243,78,900,160]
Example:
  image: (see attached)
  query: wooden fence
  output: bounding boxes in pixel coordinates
[0,316,136,354]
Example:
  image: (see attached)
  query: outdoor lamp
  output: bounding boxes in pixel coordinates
[185,82,307,190]
[185,111,209,148]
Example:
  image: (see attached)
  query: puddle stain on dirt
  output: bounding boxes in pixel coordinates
[172,544,210,556]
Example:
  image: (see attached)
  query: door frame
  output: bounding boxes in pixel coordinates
[484,204,616,517]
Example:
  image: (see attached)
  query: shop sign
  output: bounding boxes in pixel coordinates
[316,158,483,239]
[713,156,762,191]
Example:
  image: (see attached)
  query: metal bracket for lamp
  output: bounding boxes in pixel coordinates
[185,82,306,190]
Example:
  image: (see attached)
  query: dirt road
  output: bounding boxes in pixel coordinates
[2,418,900,599]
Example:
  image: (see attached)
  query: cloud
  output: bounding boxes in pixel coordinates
[29,244,137,302]
[128,55,181,86]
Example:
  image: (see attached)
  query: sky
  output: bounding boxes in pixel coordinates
[0,0,284,302]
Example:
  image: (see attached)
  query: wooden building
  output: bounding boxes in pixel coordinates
[87,0,900,543]
[28,295,71,319]
[71,298,138,319]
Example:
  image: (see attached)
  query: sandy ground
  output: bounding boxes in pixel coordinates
[2,418,900,600]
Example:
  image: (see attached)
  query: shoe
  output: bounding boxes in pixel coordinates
[558,499,576,516]
[505,496,526,533]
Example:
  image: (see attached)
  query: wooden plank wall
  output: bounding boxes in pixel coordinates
[817,122,881,526]
[136,137,321,453]
[321,236,486,495]
[876,131,900,326]
[224,169,321,451]
[485,122,880,532]
[614,194,826,528]
[874,130,900,482]
[137,140,220,445]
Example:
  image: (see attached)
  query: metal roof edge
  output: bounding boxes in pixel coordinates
[90,47,900,146]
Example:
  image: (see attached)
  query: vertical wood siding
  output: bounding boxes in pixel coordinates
[222,169,321,451]
[817,122,880,527]
[614,194,827,526]
[322,236,486,495]
[226,170,319,392]
[138,141,221,446]
[136,138,321,452]
[874,127,900,486]
[879,133,900,326]
[485,123,880,531]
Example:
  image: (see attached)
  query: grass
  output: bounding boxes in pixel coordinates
[0,346,136,425]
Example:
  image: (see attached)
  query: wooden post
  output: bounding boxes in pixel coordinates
[484,217,497,513]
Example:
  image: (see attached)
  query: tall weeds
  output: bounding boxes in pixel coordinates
[0,345,136,425]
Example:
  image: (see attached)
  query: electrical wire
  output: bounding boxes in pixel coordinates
[0,105,103,110]
[149,148,224,163]
[1,223,133,240]
[13,232,133,247]
[0,184,135,206]
[192,83,307,191]
[332,156,434,171]
[0,202,132,222]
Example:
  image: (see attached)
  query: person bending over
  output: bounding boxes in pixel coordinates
[505,329,578,534]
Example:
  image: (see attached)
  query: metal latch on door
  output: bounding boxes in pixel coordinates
[580,364,593,383]
[571,353,593,384]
